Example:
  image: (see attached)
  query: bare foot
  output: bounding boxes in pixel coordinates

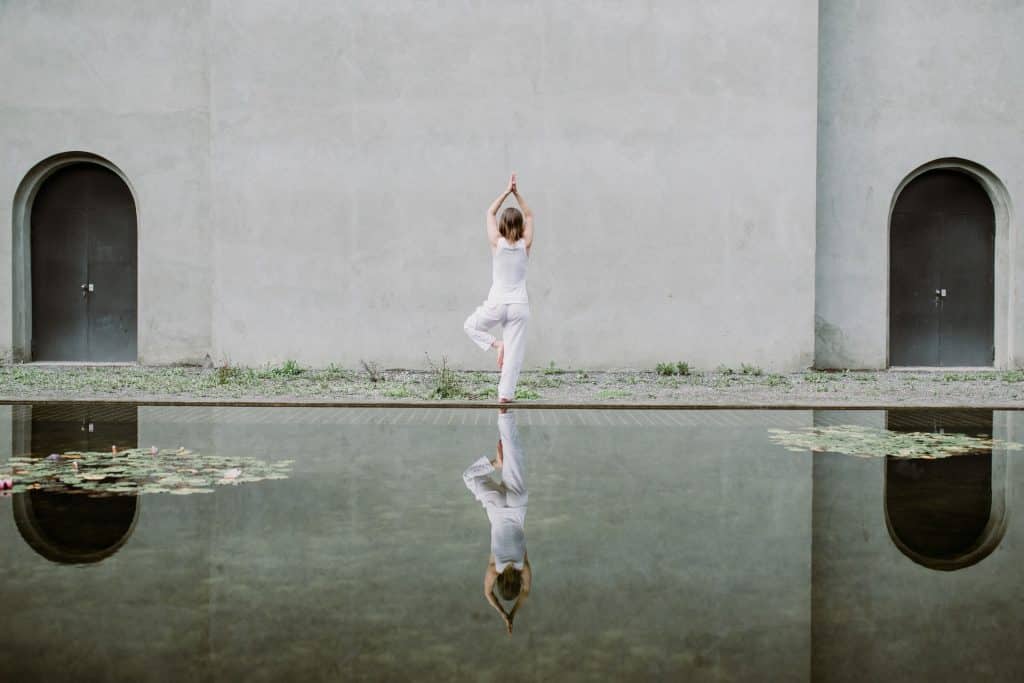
[495,341,505,369]
[499,397,514,404]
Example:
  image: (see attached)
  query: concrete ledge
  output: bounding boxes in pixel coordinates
[2,397,1023,410]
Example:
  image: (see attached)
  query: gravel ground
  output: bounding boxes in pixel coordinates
[3,363,1024,406]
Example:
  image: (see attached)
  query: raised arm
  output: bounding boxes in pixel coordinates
[511,182,534,253]
[508,553,532,621]
[483,557,514,633]
[486,174,516,249]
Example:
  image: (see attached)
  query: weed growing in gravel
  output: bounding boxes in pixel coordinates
[804,372,830,384]
[425,354,462,399]
[763,373,789,386]
[275,359,303,376]
[521,375,562,389]
[383,384,414,398]
[470,385,498,400]
[543,361,567,375]
[321,363,350,380]
[597,389,631,400]
[1002,370,1024,383]
[515,387,540,400]
[716,364,734,375]
[656,361,691,376]
[739,363,762,376]
[360,360,384,382]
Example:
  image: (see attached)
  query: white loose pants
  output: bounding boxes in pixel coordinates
[463,300,530,401]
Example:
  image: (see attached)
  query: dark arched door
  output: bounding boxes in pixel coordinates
[889,170,994,366]
[31,163,137,361]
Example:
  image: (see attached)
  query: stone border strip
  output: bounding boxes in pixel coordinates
[2,397,1024,410]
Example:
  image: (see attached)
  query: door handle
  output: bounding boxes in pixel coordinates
[934,288,947,298]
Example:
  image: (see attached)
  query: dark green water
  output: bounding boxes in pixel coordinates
[0,404,1021,682]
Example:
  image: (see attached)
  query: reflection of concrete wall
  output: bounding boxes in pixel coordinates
[0,407,216,681]
[0,408,813,680]
[811,410,1023,682]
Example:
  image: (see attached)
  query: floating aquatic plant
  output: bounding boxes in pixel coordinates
[1,447,293,497]
[767,424,1024,459]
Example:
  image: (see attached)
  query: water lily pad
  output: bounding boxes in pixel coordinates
[1,446,293,498]
[768,424,1024,459]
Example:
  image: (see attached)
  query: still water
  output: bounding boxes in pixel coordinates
[0,404,1021,682]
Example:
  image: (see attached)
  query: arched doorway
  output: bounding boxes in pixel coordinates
[29,161,137,361]
[889,170,994,366]
[884,409,1006,570]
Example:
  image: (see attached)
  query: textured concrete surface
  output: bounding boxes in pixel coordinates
[5,2,1021,373]
[815,0,1024,369]
[0,1,818,371]
[0,1,213,365]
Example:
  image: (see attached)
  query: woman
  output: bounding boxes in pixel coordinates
[463,172,534,403]
[462,408,532,634]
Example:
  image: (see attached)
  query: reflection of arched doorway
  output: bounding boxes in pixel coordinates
[884,409,1006,570]
[889,170,994,366]
[13,492,139,564]
[11,403,140,564]
[22,156,137,361]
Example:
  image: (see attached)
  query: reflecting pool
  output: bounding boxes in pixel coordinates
[0,404,1022,682]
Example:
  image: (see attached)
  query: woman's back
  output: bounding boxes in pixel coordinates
[487,237,529,304]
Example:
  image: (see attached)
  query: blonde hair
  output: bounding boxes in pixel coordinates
[499,207,524,244]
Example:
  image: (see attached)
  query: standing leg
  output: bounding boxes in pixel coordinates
[498,303,530,401]
[463,301,503,352]
[497,412,528,507]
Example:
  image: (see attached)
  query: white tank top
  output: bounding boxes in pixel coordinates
[486,237,529,304]
[488,506,527,572]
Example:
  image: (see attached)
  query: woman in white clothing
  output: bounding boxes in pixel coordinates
[462,408,531,634]
[463,172,534,403]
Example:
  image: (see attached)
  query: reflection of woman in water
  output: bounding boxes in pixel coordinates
[462,409,531,634]
[462,172,534,403]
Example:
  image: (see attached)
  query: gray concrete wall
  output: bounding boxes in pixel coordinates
[0,1,818,370]
[207,1,819,371]
[816,1,1024,369]
[0,0,212,364]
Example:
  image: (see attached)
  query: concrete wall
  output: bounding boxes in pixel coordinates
[208,1,819,371]
[0,0,213,364]
[816,1,1024,369]
[0,1,819,371]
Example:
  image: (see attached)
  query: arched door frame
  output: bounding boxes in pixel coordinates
[12,151,140,362]
[886,157,1013,368]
